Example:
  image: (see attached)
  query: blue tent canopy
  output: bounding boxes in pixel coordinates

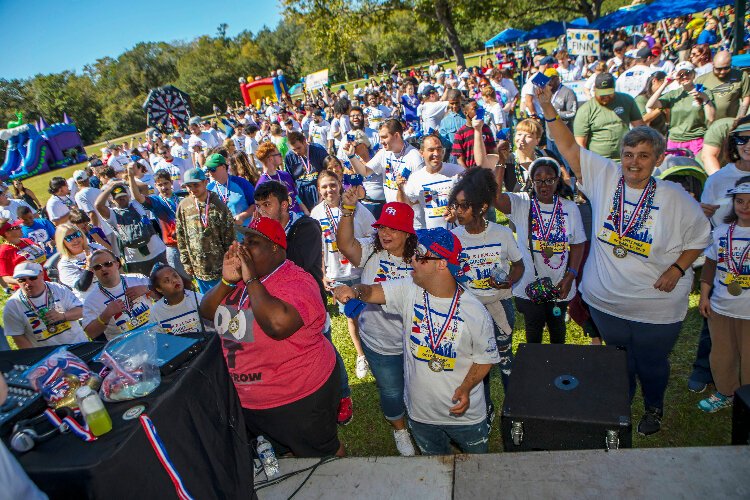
[521,18,589,41]
[485,28,528,47]
[592,0,732,30]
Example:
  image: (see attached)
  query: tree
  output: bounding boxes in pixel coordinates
[217,23,229,39]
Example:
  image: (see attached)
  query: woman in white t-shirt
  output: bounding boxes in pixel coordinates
[148,263,212,335]
[310,171,376,379]
[538,83,712,436]
[336,196,418,456]
[698,179,750,413]
[449,168,523,424]
[497,157,586,346]
[55,223,103,302]
[46,177,76,225]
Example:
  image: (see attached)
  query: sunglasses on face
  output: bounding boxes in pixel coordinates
[64,231,82,242]
[91,260,116,271]
[676,71,694,78]
[532,177,559,186]
[734,135,750,146]
[16,275,39,283]
[449,201,472,212]
[414,244,443,262]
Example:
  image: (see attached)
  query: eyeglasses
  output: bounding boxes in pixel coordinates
[449,201,472,212]
[414,244,443,262]
[532,177,559,186]
[676,71,694,78]
[91,260,116,271]
[733,135,750,146]
[16,275,39,283]
[64,231,82,242]
[270,153,282,158]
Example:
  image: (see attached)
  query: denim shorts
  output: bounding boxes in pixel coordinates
[408,418,489,455]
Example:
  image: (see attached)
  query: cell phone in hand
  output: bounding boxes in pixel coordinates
[474,106,485,120]
[531,72,551,88]
[694,83,705,93]
[346,133,356,142]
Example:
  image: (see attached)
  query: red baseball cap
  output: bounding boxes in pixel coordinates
[372,202,415,235]
[651,46,662,57]
[236,217,287,249]
[0,220,23,236]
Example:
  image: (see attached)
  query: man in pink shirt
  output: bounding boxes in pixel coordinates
[200,217,342,457]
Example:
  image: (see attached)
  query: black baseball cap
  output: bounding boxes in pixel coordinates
[594,73,616,96]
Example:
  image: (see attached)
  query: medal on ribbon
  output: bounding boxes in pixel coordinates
[422,288,460,373]
[724,223,749,297]
[609,176,656,258]
[531,195,566,268]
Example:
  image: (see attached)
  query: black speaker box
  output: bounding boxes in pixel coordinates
[501,343,632,451]
[732,385,750,445]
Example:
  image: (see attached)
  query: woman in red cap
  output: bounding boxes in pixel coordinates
[0,220,47,290]
[335,191,419,456]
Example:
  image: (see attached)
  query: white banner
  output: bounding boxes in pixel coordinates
[305,69,329,90]
[566,29,600,57]
[565,80,590,102]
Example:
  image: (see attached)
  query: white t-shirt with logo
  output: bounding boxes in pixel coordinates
[309,120,331,149]
[706,224,750,319]
[701,163,750,227]
[149,290,215,335]
[578,147,712,323]
[46,195,75,222]
[3,283,88,347]
[0,199,33,222]
[508,192,586,301]
[404,163,463,229]
[153,157,190,192]
[367,144,425,202]
[615,64,655,98]
[170,142,191,163]
[82,274,152,340]
[364,105,392,129]
[452,222,523,301]
[311,202,375,280]
[57,244,104,302]
[356,238,414,355]
[381,277,500,426]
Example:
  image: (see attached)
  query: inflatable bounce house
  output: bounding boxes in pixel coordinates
[0,112,87,182]
[239,77,277,107]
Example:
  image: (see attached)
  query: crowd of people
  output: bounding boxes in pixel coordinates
[1,7,748,462]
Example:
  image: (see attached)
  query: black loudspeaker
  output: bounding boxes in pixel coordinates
[732,385,750,445]
[501,343,632,451]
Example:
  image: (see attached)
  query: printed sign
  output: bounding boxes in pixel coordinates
[567,29,600,57]
[305,69,329,90]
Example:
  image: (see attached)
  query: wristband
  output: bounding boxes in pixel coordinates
[565,267,579,279]
[347,153,356,159]
[544,115,559,123]
[221,277,238,287]
[341,211,354,217]
[245,276,259,287]
[342,204,356,211]
[670,263,686,277]
[96,315,107,326]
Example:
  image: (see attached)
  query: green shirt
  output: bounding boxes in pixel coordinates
[698,117,735,168]
[696,69,750,120]
[658,88,713,142]
[573,93,642,159]
[635,94,668,137]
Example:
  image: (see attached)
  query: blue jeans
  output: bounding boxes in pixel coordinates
[323,325,351,398]
[690,318,714,385]
[408,418,489,455]
[361,342,405,420]
[196,278,220,294]
[165,246,189,280]
[589,306,682,410]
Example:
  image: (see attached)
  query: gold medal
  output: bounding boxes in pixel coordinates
[727,281,743,297]
[542,246,554,259]
[428,356,444,372]
[47,324,58,334]
[228,316,241,335]
[613,245,628,258]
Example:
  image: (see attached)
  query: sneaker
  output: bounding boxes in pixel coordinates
[393,429,416,456]
[355,355,369,379]
[698,392,733,413]
[637,407,663,436]
[687,379,708,393]
[337,397,353,426]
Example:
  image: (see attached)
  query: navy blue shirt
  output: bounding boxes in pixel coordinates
[284,143,328,185]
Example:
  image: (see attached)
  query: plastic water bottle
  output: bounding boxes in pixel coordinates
[75,385,112,436]
[256,435,280,478]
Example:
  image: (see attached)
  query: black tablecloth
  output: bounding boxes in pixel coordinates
[5,335,252,499]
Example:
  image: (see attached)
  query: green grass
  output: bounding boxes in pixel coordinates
[330,293,732,456]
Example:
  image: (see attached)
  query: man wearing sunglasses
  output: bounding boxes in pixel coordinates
[82,249,151,341]
[333,227,499,455]
[696,50,750,120]
[3,262,87,349]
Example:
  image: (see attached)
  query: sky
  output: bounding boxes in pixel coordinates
[0,0,282,80]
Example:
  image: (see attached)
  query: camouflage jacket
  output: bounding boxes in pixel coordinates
[176,192,234,281]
